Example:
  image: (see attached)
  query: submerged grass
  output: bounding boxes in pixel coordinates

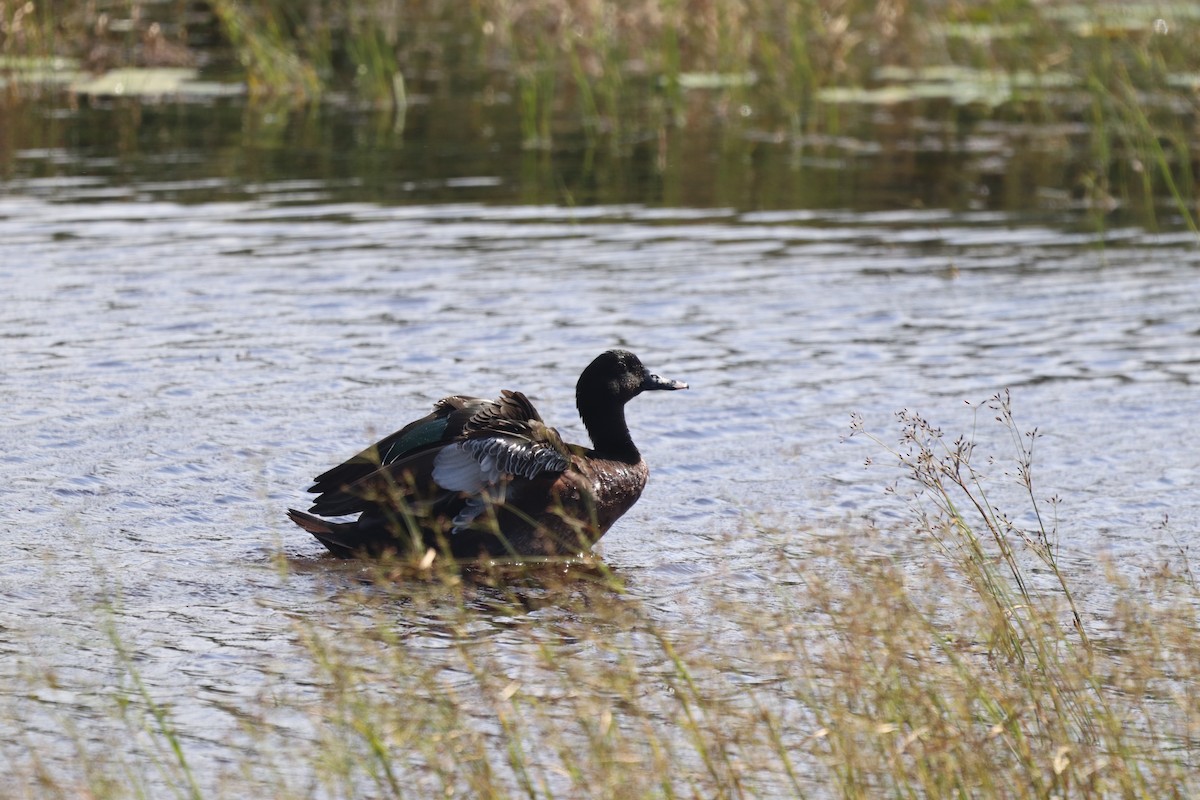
[9,398,1200,797]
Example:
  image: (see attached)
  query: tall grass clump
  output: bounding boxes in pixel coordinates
[0,1,53,58]
[1,0,67,99]
[207,0,321,100]
[1076,23,1198,232]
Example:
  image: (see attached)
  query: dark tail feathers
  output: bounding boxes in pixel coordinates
[287,509,359,558]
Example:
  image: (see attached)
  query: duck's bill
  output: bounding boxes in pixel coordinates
[643,373,689,391]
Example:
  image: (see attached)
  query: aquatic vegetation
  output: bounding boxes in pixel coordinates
[207,0,321,100]
[2,0,1195,225]
[7,400,1200,797]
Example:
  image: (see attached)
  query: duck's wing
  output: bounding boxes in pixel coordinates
[306,390,556,519]
[307,395,481,516]
[459,389,544,432]
[431,415,573,534]
[433,418,570,493]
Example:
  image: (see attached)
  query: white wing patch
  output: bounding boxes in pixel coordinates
[431,436,570,535]
[432,445,497,493]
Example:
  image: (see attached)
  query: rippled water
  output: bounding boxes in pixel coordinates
[2,177,1199,791]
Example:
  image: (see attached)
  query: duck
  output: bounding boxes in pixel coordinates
[287,350,688,560]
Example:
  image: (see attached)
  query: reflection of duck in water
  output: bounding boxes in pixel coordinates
[288,350,688,560]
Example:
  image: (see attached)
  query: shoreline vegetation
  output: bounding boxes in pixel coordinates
[0,1,1197,228]
[8,399,1200,798]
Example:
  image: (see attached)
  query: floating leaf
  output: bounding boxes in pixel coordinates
[0,55,84,87]
[69,68,244,98]
[675,71,759,90]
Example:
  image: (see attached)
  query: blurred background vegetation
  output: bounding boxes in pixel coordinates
[1,0,1196,225]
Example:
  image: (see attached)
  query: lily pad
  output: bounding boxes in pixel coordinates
[70,67,244,98]
[819,65,1078,108]
[930,22,1033,41]
[675,71,758,90]
[1042,2,1200,35]
[876,65,1076,90]
[1166,73,1200,90]
[0,55,85,87]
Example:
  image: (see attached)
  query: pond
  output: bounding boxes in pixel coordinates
[2,94,1199,795]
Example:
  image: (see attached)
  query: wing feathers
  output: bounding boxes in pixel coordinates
[431,445,490,493]
[306,389,567,526]
[462,435,569,480]
[431,427,571,535]
[432,434,569,492]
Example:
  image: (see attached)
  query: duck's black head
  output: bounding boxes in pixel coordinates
[576,350,687,460]
[577,349,688,405]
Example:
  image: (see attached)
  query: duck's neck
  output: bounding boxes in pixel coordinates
[579,400,640,463]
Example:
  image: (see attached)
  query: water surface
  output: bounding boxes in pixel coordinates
[2,100,1199,793]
